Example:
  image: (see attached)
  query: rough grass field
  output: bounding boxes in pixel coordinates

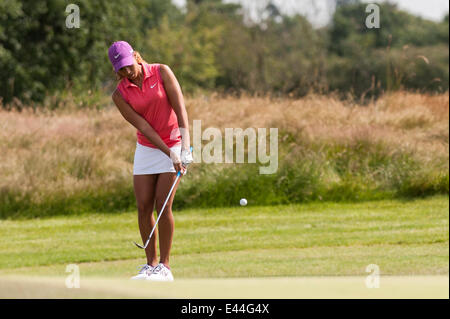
[0,196,448,298]
[0,92,448,218]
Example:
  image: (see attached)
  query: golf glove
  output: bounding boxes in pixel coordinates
[179,127,192,165]
[181,148,193,166]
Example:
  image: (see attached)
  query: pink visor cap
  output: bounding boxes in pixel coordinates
[108,41,135,72]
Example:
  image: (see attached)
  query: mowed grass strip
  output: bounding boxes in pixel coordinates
[2,244,447,278]
[1,276,448,299]
[0,196,448,277]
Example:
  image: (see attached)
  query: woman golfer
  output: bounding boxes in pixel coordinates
[109,41,193,281]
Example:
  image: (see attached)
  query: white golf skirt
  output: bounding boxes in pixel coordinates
[133,142,181,175]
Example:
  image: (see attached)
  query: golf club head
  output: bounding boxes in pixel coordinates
[133,241,146,249]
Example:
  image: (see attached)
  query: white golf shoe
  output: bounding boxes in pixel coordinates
[146,263,174,282]
[130,264,155,280]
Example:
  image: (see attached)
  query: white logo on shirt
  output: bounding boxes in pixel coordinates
[150,82,157,89]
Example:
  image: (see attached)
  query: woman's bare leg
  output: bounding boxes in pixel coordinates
[154,172,181,267]
[133,174,159,267]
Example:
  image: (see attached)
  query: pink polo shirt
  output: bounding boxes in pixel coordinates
[117,62,181,149]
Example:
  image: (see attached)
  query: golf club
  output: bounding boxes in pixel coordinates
[134,147,193,249]
[133,171,181,249]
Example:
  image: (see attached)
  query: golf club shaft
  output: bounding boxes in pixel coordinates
[141,172,181,249]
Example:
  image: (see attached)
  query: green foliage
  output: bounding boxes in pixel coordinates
[0,0,448,105]
[262,16,328,95]
[327,2,449,97]
[145,15,222,93]
[0,0,179,104]
[330,2,449,52]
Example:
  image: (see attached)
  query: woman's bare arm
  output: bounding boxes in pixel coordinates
[159,64,190,150]
[112,89,171,157]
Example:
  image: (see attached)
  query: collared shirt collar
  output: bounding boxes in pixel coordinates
[125,63,152,88]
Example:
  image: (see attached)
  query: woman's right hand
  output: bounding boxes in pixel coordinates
[170,150,185,175]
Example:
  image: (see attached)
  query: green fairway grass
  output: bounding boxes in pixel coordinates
[0,196,448,279]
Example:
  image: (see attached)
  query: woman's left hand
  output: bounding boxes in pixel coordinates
[181,148,193,166]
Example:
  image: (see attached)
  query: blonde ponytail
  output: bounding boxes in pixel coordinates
[133,51,148,64]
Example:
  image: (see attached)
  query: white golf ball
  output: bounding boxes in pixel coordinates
[240,198,248,206]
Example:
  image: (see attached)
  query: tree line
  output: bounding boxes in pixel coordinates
[0,0,448,106]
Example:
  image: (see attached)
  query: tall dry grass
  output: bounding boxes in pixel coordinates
[189,92,449,161]
[0,91,448,218]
